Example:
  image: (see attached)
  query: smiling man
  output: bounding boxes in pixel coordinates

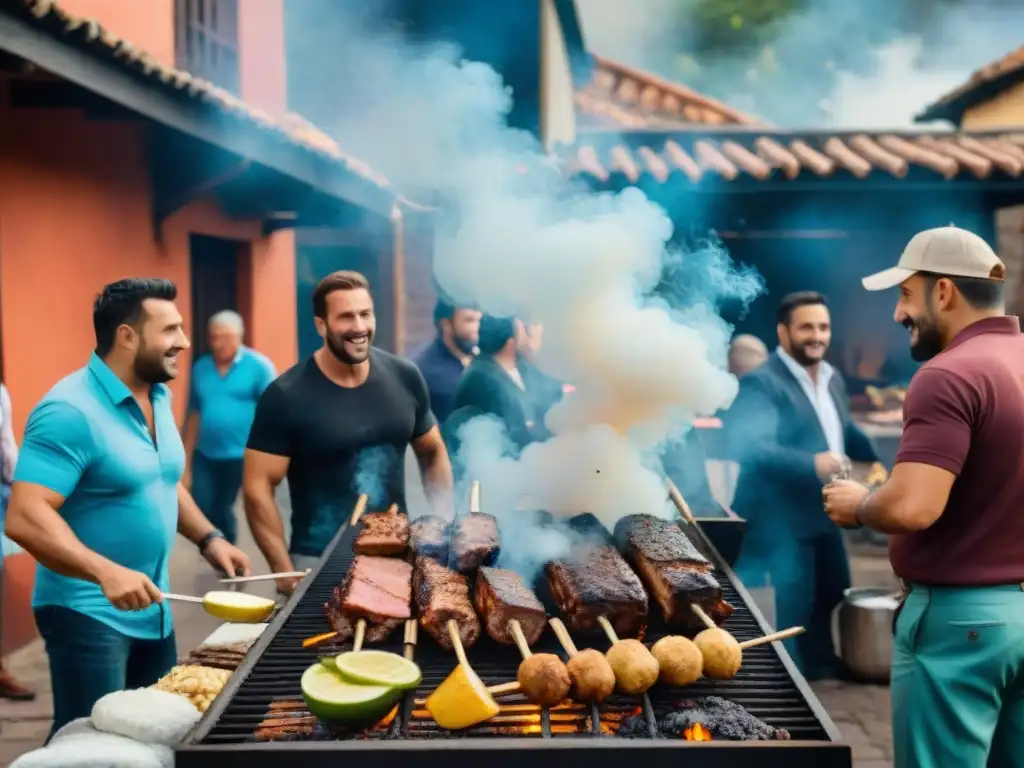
[727,291,879,680]
[243,271,454,594]
[5,278,251,739]
[824,226,1024,768]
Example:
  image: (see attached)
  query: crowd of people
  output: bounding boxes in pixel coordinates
[0,225,1019,767]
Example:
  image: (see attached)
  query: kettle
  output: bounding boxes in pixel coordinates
[834,586,898,682]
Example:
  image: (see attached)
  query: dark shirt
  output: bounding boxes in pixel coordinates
[889,316,1024,586]
[247,350,435,557]
[450,357,546,452]
[520,359,563,423]
[412,339,466,425]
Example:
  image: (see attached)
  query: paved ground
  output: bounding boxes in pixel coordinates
[0,500,900,767]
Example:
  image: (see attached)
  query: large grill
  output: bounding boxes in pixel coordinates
[178,516,851,768]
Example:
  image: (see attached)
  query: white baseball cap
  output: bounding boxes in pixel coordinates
[861,226,1005,292]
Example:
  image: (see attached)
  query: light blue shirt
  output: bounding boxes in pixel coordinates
[776,346,845,455]
[188,347,276,461]
[15,354,184,639]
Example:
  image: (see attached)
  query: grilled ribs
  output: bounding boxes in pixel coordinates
[450,513,500,572]
[614,514,733,633]
[546,538,648,638]
[324,556,412,643]
[413,556,481,650]
[353,504,409,557]
[474,566,547,646]
[409,515,450,563]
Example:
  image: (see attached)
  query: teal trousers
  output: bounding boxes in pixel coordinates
[893,583,1024,768]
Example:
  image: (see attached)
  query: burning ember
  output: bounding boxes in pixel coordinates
[683,723,712,741]
[254,700,397,742]
[617,697,791,741]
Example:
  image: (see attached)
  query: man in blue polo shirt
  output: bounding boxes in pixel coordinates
[184,310,276,544]
[5,278,251,739]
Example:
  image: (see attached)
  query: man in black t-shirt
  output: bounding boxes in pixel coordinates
[243,271,454,592]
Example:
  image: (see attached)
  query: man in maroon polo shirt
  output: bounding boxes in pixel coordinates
[823,226,1024,768]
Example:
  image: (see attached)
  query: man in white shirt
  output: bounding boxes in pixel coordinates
[725,292,880,680]
[0,383,34,700]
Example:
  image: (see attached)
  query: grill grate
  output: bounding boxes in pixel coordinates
[180,517,851,767]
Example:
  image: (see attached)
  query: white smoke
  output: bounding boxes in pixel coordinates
[305,8,758,538]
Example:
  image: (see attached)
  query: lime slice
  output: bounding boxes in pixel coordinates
[300,664,401,724]
[333,650,422,690]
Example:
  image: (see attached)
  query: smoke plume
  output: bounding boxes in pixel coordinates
[291,5,760,556]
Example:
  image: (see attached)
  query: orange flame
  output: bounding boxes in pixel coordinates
[683,722,713,741]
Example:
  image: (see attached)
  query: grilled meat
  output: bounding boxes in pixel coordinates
[474,566,547,646]
[450,513,500,572]
[409,515,450,562]
[614,514,733,633]
[546,541,648,638]
[353,505,409,556]
[413,556,481,650]
[324,556,412,643]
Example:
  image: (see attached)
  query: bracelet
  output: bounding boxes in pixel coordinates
[198,529,224,552]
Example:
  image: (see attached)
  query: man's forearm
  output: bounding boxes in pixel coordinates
[420,451,455,520]
[6,497,112,583]
[177,483,216,544]
[856,482,916,534]
[244,481,293,571]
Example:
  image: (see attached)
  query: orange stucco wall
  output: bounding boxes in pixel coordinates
[55,0,176,69]
[0,87,297,651]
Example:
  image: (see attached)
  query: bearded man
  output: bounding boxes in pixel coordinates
[243,271,454,593]
[824,226,1024,768]
[5,278,251,739]
[726,290,879,680]
[412,300,481,424]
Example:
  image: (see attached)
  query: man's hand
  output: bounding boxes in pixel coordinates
[814,451,847,483]
[822,479,871,529]
[202,538,252,578]
[276,574,303,596]
[97,563,164,611]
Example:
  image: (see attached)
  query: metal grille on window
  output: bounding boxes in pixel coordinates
[175,0,240,94]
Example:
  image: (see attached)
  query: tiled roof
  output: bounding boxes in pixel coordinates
[5,0,392,191]
[575,54,764,129]
[566,130,1024,184]
[917,45,1024,125]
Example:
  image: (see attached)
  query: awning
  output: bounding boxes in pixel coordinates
[0,0,403,215]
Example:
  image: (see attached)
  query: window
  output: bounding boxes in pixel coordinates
[175,0,239,93]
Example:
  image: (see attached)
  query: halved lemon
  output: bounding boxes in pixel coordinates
[333,650,422,690]
[201,592,275,623]
[300,664,401,724]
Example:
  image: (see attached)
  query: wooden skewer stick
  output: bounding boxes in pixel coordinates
[666,479,697,526]
[596,615,619,644]
[414,680,520,706]
[353,619,366,652]
[447,619,469,667]
[737,626,805,650]
[403,618,418,661]
[548,618,578,657]
[691,604,717,630]
[469,480,481,514]
[350,494,369,526]
[508,620,532,659]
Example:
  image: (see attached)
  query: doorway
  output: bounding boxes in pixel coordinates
[189,234,243,359]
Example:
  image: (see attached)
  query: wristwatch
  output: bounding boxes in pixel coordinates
[198,529,225,553]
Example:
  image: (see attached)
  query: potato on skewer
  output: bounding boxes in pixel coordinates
[650,635,703,687]
[691,604,805,680]
[508,619,571,707]
[548,618,615,704]
[596,616,659,695]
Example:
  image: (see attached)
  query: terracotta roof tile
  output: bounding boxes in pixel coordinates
[917,45,1024,124]
[575,54,765,129]
[566,131,1024,184]
[7,0,392,191]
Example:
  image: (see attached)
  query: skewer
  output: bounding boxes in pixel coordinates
[737,626,805,649]
[219,569,311,584]
[549,618,615,704]
[403,618,417,661]
[350,493,369,526]
[506,619,572,707]
[469,480,481,514]
[666,478,697,526]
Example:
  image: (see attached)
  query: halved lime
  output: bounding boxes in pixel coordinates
[333,650,423,690]
[319,656,340,673]
[300,664,401,723]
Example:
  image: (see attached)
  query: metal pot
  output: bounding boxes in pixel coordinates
[835,586,898,682]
